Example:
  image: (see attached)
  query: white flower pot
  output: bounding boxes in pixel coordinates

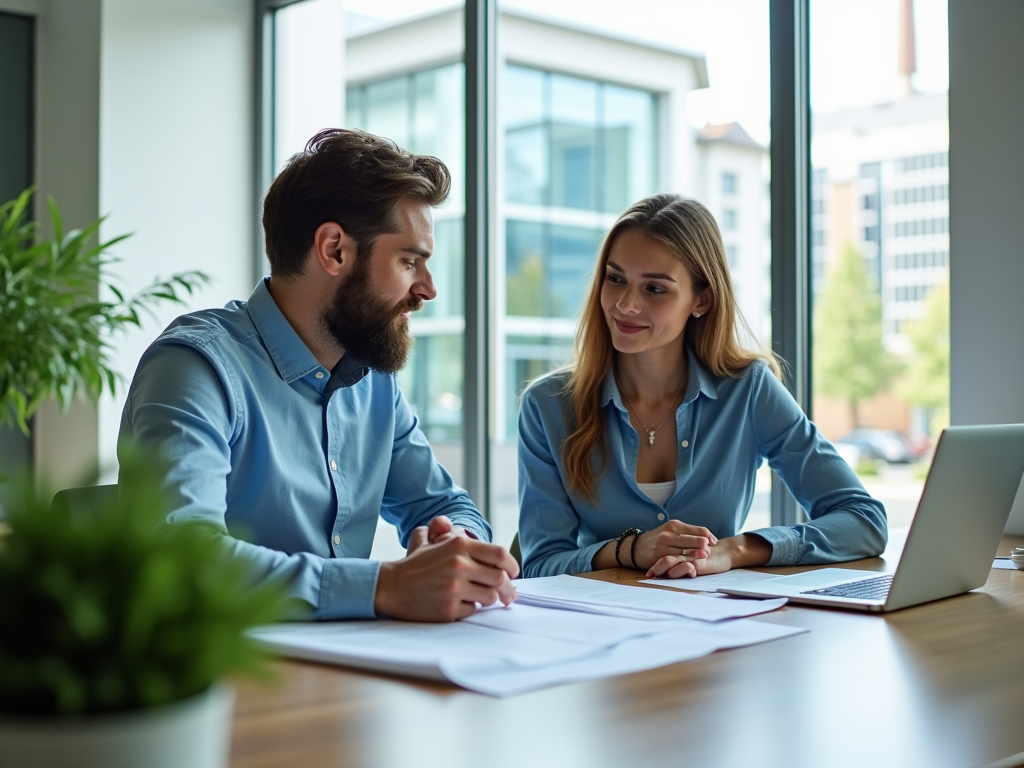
[0,683,234,768]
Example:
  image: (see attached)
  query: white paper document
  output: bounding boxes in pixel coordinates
[992,559,1019,570]
[514,574,788,621]
[250,577,800,697]
[441,618,806,697]
[249,617,605,683]
[251,608,803,697]
[639,569,783,592]
[462,601,695,645]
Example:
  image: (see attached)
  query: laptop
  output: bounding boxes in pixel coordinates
[720,424,1024,612]
[1003,471,1024,536]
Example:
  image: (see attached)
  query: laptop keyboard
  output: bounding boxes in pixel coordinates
[801,573,894,600]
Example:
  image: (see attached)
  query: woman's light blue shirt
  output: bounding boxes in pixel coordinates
[517,351,887,578]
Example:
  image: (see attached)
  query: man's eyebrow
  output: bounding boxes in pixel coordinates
[605,260,676,282]
[402,246,432,260]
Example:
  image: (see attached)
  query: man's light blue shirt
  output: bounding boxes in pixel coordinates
[517,352,887,578]
[119,278,490,619]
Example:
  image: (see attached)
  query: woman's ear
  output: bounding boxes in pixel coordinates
[695,288,715,317]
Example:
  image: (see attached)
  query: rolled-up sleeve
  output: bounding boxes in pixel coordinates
[747,366,888,565]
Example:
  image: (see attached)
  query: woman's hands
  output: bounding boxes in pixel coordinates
[631,520,718,570]
[592,522,772,577]
[645,533,773,579]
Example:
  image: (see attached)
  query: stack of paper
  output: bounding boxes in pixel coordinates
[514,575,788,619]
[250,575,805,697]
[639,569,783,593]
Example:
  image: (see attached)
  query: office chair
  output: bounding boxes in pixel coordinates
[50,484,119,515]
[510,532,522,571]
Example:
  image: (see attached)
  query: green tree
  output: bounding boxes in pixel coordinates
[900,280,949,434]
[506,253,552,317]
[813,244,900,427]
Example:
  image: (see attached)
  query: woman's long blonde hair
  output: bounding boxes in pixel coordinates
[561,194,782,503]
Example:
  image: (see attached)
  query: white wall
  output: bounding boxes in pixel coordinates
[948,0,1024,426]
[1,0,255,486]
[0,0,104,489]
[96,0,255,477]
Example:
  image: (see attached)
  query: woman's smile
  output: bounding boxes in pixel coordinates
[613,317,647,334]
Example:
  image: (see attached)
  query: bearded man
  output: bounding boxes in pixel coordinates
[119,129,518,621]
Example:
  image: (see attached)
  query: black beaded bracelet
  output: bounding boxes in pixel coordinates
[615,527,644,569]
[630,529,643,569]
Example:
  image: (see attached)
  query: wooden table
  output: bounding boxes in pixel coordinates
[230,534,1024,768]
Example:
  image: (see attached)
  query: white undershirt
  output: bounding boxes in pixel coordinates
[637,480,676,507]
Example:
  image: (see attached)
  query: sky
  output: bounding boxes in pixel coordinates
[339,0,950,146]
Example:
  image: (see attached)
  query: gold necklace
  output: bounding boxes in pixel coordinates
[620,379,686,448]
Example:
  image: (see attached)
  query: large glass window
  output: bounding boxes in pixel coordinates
[270,1,465,560]
[269,1,778,551]
[810,0,950,528]
[491,2,772,542]
[496,65,660,541]
[346,64,467,448]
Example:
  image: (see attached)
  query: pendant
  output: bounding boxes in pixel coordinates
[647,430,656,447]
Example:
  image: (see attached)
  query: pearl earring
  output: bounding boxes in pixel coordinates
[692,311,702,318]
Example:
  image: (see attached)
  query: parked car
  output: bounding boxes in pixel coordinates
[831,441,862,470]
[838,429,917,464]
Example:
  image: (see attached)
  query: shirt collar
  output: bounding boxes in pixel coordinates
[325,353,370,396]
[685,348,719,402]
[600,346,719,411]
[246,277,328,385]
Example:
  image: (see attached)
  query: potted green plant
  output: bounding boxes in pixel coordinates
[0,188,286,765]
[0,446,288,767]
[0,187,208,436]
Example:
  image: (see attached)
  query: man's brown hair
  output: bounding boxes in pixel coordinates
[262,129,451,277]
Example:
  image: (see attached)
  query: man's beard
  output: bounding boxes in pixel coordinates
[322,262,422,375]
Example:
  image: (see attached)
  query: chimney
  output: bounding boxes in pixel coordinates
[898,0,917,98]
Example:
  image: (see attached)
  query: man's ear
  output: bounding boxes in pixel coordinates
[311,221,356,278]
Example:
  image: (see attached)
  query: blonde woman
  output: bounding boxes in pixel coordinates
[517,195,887,579]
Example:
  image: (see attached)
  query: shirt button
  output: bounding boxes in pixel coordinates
[333,534,340,545]
[657,512,666,521]
[681,440,689,448]
[330,460,338,471]
[315,371,325,379]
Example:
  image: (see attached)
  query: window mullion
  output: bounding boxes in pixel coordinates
[769,0,811,527]
[464,0,495,517]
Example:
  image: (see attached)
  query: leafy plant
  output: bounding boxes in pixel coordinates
[0,188,210,435]
[813,244,901,427]
[900,280,949,436]
[0,445,290,717]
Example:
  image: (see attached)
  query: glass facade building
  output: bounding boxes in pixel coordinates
[346,64,467,443]
[502,65,657,439]
[346,62,658,444]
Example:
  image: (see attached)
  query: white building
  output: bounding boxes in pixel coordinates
[344,5,771,449]
[811,91,949,355]
[697,123,771,346]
